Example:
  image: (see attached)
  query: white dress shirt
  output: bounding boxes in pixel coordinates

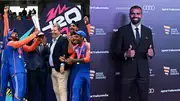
[131,23,141,39]
[49,35,61,67]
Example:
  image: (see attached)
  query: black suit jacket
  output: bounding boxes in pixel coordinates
[116,23,155,78]
[25,44,49,72]
[50,35,69,72]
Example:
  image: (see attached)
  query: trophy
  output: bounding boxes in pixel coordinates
[31,12,44,36]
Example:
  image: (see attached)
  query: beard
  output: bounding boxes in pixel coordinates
[131,17,141,25]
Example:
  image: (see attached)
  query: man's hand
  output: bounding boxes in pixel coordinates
[4,6,9,13]
[60,66,65,74]
[147,45,154,57]
[66,57,75,64]
[34,29,40,36]
[126,45,135,58]
[34,28,38,32]
[37,36,43,42]
[59,56,65,62]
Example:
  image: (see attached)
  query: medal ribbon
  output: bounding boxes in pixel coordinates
[76,42,85,59]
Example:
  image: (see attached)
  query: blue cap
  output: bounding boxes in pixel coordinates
[7,28,17,39]
[74,30,86,38]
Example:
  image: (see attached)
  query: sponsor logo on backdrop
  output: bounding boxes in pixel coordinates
[148,26,155,35]
[143,5,155,10]
[40,0,85,35]
[95,72,106,80]
[115,72,120,75]
[91,51,109,54]
[143,5,155,13]
[113,29,118,32]
[164,25,170,34]
[149,68,155,76]
[162,8,180,12]
[149,88,155,94]
[116,7,129,10]
[90,6,109,10]
[163,66,179,76]
[90,94,109,98]
[42,4,82,33]
[164,25,180,35]
[161,89,180,93]
[90,26,95,35]
[95,28,106,35]
[161,49,180,52]
[164,66,170,75]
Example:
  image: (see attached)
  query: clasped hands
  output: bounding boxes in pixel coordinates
[59,56,75,65]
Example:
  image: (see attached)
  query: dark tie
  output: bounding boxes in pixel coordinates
[135,28,140,43]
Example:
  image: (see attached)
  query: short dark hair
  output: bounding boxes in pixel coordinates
[129,5,142,13]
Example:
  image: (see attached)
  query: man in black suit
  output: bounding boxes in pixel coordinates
[49,24,69,101]
[116,5,155,101]
[25,36,49,101]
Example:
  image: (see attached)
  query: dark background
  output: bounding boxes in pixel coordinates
[0,0,89,17]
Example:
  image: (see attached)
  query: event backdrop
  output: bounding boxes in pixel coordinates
[0,0,87,101]
[90,0,180,101]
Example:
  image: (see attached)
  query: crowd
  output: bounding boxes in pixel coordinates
[0,8,36,20]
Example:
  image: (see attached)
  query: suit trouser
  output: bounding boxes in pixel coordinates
[120,75,149,101]
[51,68,69,101]
[27,68,47,101]
[0,63,14,101]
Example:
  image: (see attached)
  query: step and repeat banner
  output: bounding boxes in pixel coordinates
[0,0,87,101]
[90,0,180,101]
